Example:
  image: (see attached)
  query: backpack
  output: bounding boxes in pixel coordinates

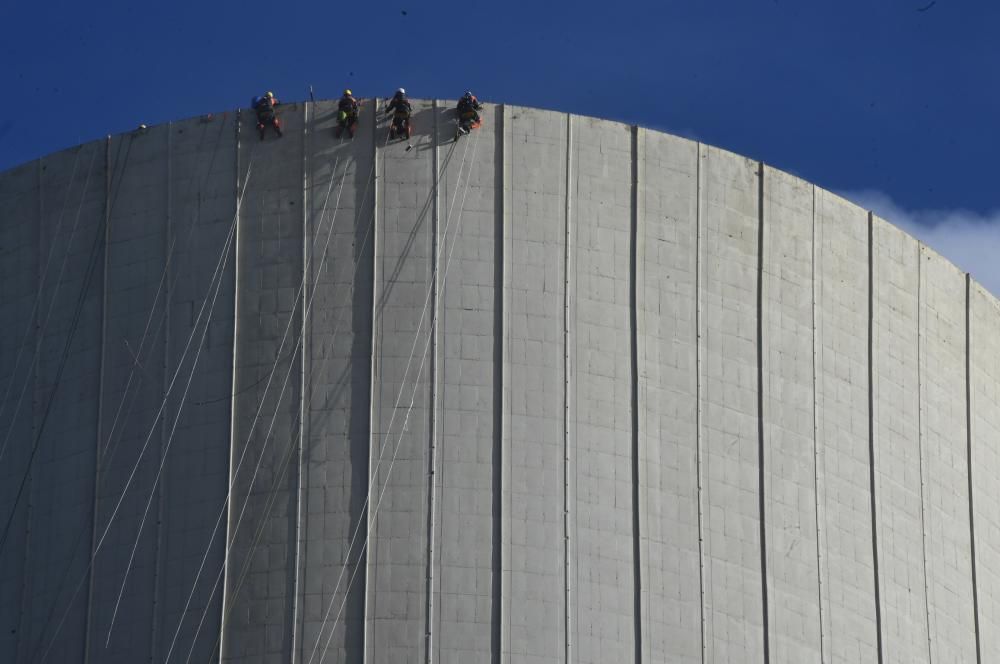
[459,95,478,112]
[391,97,411,116]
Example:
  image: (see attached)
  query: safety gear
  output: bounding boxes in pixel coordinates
[458,92,480,111]
[389,113,412,140]
[256,96,275,114]
[386,95,412,118]
[266,91,274,98]
[456,91,482,140]
[336,90,360,139]
[457,93,481,113]
[257,113,282,140]
[455,112,481,139]
[397,87,405,95]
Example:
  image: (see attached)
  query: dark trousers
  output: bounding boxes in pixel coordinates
[257,114,282,138]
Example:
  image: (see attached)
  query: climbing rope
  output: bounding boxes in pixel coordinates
[32,143,256,664]
[310,125,483,664]
[99,118,230,467]
[0,147,97,463]
[183,124,415,664]
[0,147,84,458]
[20,119,231,664]
[0,135,132,560]
[162,129,367,664]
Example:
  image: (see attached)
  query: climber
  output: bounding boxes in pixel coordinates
[456,91,483,137]
[252,91,283,141]
[385,88,413,141]
[337,89,360,138]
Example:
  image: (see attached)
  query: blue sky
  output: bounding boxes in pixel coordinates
[4,0,999,284]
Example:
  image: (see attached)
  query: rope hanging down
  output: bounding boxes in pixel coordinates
[183,125,410,663]
[0,148,97,463]
[32,145,257,664]
[99,118,230,467]
[166,130,372,664]
[103,180,249,645]
[310,126,483,664]
[0,135,133,559]
[0,147,85,460]
[104,142,340,643]
[20,119,231,664]
[186,116,459,664]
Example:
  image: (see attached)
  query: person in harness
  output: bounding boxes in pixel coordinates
[337,89,360,138]
[253,91,282,140]
[384,88,412,141]
[456,91,483,136]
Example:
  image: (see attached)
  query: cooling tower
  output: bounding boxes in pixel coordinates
[0,99,996,663]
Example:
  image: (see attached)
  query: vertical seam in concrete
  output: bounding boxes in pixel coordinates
[501,104,513,664]
[425,99,441,664]
[810,185,826,663]
[150,125,173,663]
[629,125,643,664]
[492,103,506,664]
[965,272,983,664]
[363,99,381,664]
[563,112,574,664]
[916,244,933,663]
[756,162,770,663]
[14,154,42,664]
[867,210,884,664]
[818,193,837,654]
[291,101,310,664]
[81,140,109,664]
[16,156,43,664]
[694,143,706,664]
[218,111,243,663]
[99,139,116,657]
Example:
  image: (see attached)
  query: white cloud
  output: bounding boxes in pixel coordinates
[842,189,1000,299]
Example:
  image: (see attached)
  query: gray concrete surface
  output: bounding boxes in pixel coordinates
[762,166,821,663]
[872,215,926,664]
[814,190,879,663]
[0,100,996,663]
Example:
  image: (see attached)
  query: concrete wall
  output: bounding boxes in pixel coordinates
[0,100,994,663]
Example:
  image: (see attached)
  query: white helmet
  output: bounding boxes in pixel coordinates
[397,88,406,95]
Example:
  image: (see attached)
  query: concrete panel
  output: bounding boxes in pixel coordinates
[570,114,635,663]
[366,98,436,664]
[919,247,977,661]
[223,103,306,664]
[1,101,997,663]
[762,167,822,662]
[971,282,1000,659]
[814,190,878,662]
[871,216,928,663]
[504,104,566,662]
[297,99,375,664]
[432,100,499,663]
[0,159,40,663]
[19,138,106,663]
[698,144,763,663]
[636,129,701,662]
[87,126,170,664]
[157,111,239,663]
